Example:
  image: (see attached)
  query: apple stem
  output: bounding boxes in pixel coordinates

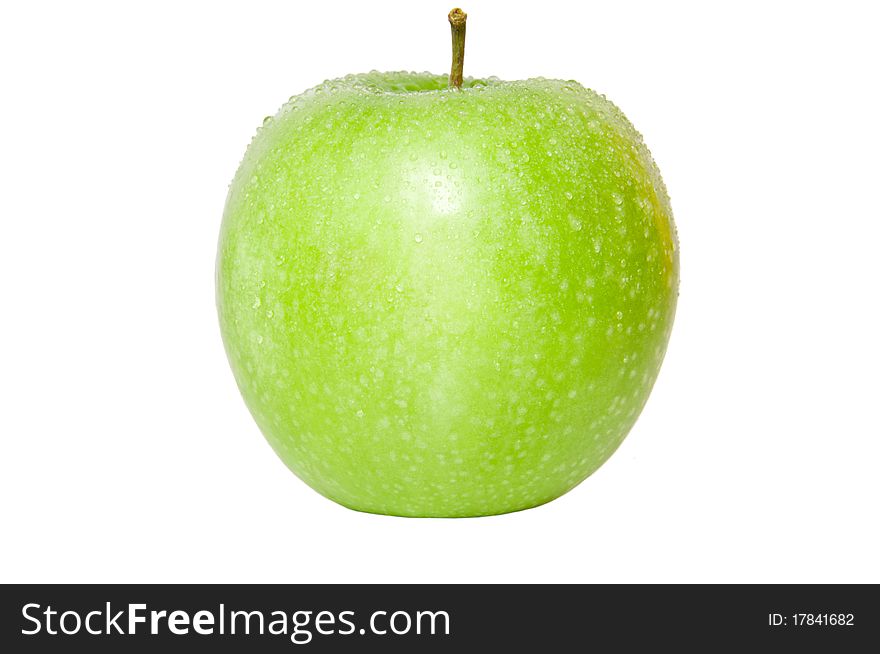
[448,8,467,90]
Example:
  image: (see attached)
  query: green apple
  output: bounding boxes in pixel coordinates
[217,10,678,517]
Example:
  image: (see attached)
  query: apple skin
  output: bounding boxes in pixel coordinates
[217,72,678,517]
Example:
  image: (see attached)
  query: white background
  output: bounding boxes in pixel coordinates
[2,0,878,583]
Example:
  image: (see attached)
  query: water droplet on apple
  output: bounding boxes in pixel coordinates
[395,284,403,293]
[564,191,573,200]
[252,297,261,309]
[414,233,423,243]
[353,192,360,200]
[262,116,273,126]
[356,409,364,418]
[612,192,624,205]
[568,215,583,231]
